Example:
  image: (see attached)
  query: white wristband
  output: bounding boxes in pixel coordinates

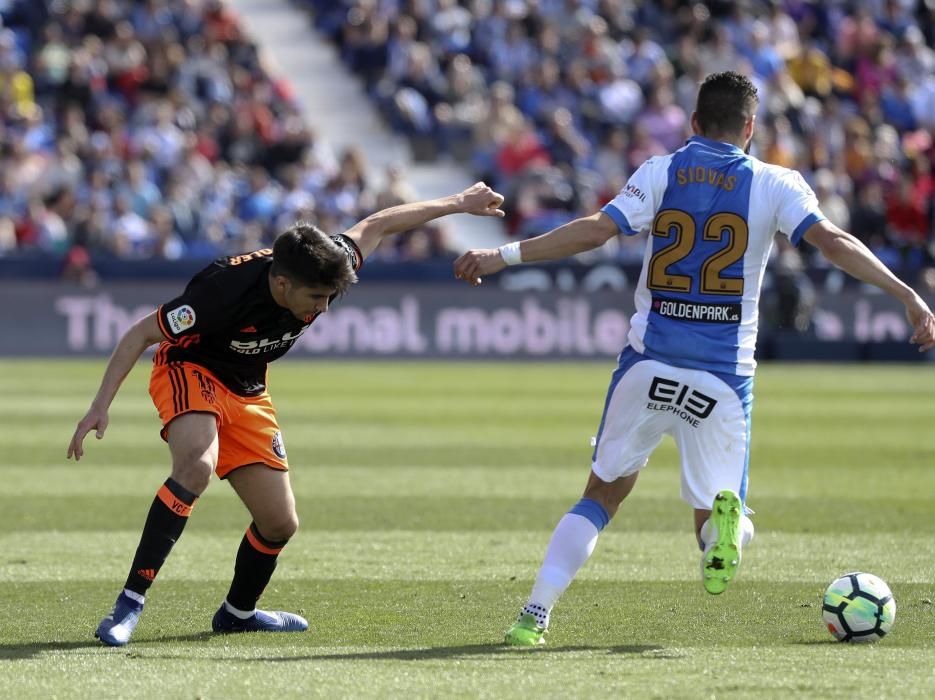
[498,241,523,265]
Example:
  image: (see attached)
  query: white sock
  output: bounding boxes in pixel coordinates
[742,515,754,546]
[122,588,145,605]
[523,513,601,627]
[224,599,256,619]
[700,515,755,551]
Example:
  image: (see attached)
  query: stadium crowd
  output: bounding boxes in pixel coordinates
[305,0,935,287]
[1,0,933,290]
[0,0,452,269]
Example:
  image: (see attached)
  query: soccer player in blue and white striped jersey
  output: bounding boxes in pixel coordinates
[454,72,935,646]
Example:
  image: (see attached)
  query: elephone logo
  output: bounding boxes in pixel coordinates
[271,431,287,460]
[229,327,309,354]
[647,376,718,427]
[166,305,196,334]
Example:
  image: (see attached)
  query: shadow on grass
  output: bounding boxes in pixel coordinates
[265,643,668,662]
[123,642,672,662]
[1,638,680,662]
[0,632,215,659]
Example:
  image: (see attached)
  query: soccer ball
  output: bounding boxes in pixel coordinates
[822,572,896,643]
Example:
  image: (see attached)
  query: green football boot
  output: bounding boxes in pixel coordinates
[504,613,546,646]
[702,489,743,595]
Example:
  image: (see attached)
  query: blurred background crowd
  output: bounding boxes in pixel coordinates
[305,0,935,287]
[1,0,933,291]
[0,0,451,271]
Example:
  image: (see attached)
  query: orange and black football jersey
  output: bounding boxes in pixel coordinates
[154,235,363,396]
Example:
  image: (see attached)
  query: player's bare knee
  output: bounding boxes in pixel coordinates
[257,512,299,542]
[582,471,637,518]
[170,456,214,495]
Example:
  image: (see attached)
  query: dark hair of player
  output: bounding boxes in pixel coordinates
[694,71,759,140]
[270,222,358,294]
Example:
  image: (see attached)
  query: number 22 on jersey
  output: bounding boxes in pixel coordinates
[647,209,749,296]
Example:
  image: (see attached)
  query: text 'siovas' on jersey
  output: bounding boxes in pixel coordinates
[601,135,826,377]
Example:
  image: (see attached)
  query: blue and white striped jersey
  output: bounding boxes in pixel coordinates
[601,135,826,377]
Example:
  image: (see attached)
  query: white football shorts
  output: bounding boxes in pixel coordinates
[591,347,753,510]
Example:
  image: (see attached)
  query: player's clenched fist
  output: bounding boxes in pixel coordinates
[456,182,505,218]
[453,248,506,286]
[905,296,935,352]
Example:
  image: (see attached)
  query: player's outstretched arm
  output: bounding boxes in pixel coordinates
[804,220,935,352]
[67,312,165,461]
[340,181,505,260]
[453,211,618,286]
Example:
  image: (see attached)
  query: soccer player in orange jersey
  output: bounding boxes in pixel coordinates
[68,182,504,646]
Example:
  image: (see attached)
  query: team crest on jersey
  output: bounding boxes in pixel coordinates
[167,305,196,334]
[192,369,217,405]
[271,431,287,460]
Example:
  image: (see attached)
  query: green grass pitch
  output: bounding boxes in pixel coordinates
[1,359,934,699]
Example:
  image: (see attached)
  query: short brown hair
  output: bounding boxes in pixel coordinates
[695,71,759,139]
[271,222,358,294]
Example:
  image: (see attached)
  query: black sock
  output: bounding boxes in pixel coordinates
[225,522,287,611]
[123,478,198,596]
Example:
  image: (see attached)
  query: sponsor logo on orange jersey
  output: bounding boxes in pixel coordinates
[229,325,310,355]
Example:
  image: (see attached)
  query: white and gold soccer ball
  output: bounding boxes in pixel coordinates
[822,572,896,643]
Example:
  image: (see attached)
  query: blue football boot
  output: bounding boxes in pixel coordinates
[211,603,308,634]
[95,591,144,646]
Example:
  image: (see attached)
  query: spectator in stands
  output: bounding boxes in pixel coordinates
[0,0,459,264]
[34,186,71,253]
[496,117,551,182]
[298,0,931,281]
[541,107,590,171]
[911,74,935,132]
[625,28,668,90]
[813,168,850,232]
[851,181,889,245]
[887,172,930,250]
[635,84,688,153]
[374,164,417,210]
[7,0,935,279]
[593,126,630,199]
[433,53,486,158]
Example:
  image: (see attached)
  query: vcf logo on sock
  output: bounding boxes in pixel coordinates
[157,484,194,517]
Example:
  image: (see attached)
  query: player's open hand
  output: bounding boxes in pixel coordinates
[67,405,109,461]
[453,248,506,286]
[905,295,935,352]
[457,182,505,218]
